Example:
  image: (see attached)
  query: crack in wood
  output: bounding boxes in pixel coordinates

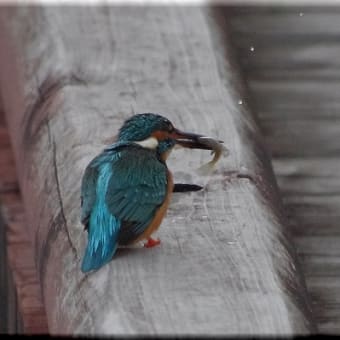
[37,123,79,305]
[38,213,63,301]
[219,169,288,226]
[21,74,87,152]
[47,122,78,260]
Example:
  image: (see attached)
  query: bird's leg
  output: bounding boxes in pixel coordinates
[144,237,161,248]
[173,183,203,192]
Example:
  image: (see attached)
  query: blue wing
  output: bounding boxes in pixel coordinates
[80,143,167,272]
[80,153,121,273]
[105,146,168,244]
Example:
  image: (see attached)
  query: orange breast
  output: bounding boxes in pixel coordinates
[133,170,174,243]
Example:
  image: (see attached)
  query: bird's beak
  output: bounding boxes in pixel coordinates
[170,128,222,150]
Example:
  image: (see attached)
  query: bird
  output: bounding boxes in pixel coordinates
[80,113,215,273]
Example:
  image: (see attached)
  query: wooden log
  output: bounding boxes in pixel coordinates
[0,6,315,335]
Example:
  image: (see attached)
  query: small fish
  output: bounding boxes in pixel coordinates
[197,136,229,174]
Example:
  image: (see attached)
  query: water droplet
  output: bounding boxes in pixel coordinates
[238,100,243,105]
[250,46,255,52]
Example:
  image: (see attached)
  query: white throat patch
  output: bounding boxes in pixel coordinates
[135,136,159,149]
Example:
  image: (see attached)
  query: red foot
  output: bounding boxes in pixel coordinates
[144,237,161,248]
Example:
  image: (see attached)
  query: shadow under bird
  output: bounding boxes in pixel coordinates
[80,113,219,273]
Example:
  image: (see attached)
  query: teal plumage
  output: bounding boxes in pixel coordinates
[80,113,215,273]
[81,142,168,272]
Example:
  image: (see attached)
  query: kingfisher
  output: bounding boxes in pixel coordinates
[80,113,216,273]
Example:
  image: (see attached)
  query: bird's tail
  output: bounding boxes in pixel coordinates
[81,204,120,273]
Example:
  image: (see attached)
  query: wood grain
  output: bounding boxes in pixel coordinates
[226,5,340,333]
[0,113,48,333]
[0,6,315,335]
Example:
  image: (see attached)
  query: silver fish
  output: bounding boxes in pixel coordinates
[197,136,229,174]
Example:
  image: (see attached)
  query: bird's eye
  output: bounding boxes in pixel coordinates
[167,123,174,132]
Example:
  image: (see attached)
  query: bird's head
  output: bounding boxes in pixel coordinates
[118,113,215,158]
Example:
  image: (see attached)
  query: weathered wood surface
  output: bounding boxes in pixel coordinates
[226,6,340,334]
[0,110,48,333]
[0,6,315,335]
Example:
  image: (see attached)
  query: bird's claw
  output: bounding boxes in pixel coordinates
[144,237,161,248]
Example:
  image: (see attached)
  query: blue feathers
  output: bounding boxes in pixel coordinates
[81,211,120,272]
[118,113,173,142]
[80,113,213,273]
[80,142,168,273]
[81,163,121,272]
